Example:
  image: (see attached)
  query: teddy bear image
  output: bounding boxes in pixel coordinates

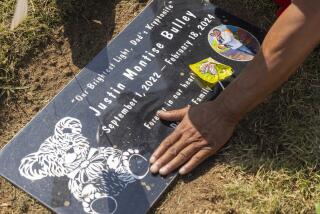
[19,117,149,214]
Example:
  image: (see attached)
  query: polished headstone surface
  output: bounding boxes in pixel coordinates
[0,0,264,213]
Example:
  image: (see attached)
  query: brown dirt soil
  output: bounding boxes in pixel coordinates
[1,0,318,214]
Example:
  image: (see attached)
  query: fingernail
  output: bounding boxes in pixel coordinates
[150,164,159,173]
[149,156,156,164]
[156,111,162,116]
[159,167,168,175]
[179,167,186,175]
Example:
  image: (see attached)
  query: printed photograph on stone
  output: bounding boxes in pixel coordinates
[208,24,260,61]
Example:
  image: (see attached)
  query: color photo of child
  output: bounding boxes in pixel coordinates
[208,25,260,61]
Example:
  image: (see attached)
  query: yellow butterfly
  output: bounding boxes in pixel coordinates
[189,57,233,85]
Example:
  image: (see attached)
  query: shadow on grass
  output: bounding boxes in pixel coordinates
[56,0,118,68]
[0,0,119,104]
[0,0,120,139]
[56,0,148,67]
[0,0,148,104]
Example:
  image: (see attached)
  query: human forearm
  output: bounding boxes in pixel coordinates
[216,0,320,121]
[150,0,320,176]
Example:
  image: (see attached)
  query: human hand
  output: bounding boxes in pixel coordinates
[150,101,238,176]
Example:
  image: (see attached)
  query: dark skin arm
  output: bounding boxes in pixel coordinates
[150,0,320,175]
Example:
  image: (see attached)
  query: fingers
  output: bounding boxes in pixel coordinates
[157,106,190,121]
[149,128,181,164]
[150,136,197,174]
[179,148,214,175]
[158,142,206,175]
[151,106,190,164]
[150,105,213,176]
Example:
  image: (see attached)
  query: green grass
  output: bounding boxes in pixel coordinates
[0,0,61,100]
[218,49,320,212]
[0,0,93,100]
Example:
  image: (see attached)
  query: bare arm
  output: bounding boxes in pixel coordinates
[150,0,320,175]
[219,0,320,121]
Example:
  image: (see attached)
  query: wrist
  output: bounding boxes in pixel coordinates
[215,92,245,124]
[189,99,241,126]
[188,99,239,146]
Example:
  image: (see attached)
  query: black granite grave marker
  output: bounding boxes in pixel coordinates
[0,0,264,213]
